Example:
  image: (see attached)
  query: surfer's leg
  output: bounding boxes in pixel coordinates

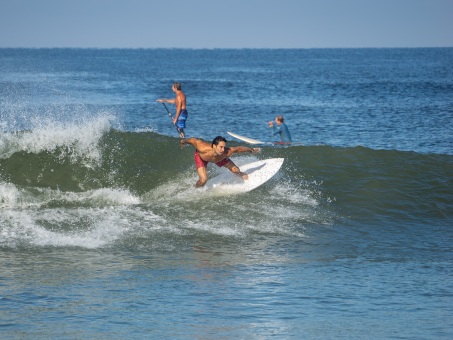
[223,160,248,180]
[196,167,208,187]
[177,127,185,138]
[194,151,208,187]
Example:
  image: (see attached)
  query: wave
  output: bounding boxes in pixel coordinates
[1,119,452,215]
[1,118,452,249]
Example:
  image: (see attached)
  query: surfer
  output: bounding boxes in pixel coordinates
[156,82,188,138]
[268,115,292,143]
[180,136,261,188]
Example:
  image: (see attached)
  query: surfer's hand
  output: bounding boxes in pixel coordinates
[239,172,249,180]
[180,139,186,149]
[252,148,261,153]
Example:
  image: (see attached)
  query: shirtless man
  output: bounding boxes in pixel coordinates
[180,136,261,188]
[156,82,188,138]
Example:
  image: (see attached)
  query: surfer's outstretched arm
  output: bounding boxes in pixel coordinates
[180,137,197,148]
[180,138,192,148]
[180,138,213,156]
[229,146,261,155]
[180,137,206,149]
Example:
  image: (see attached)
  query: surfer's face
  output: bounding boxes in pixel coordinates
[213,141,226,155]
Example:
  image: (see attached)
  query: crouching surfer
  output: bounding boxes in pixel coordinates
[180,136,261,188]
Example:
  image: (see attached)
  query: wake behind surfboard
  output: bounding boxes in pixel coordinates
[205,158,284,194]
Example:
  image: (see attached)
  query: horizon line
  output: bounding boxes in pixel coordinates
[1,46,452,50]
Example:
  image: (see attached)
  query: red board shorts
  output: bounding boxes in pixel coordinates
[194,151,230,169]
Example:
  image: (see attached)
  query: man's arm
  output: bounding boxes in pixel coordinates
[229,146,261,155]
[180,137,196,149]
[156,98,176,104]
[272,125,282,136]
[180,137,209,151]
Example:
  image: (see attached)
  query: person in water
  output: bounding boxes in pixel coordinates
[180,136,261,188]
[156,82,188,138]
[268,115,292,143]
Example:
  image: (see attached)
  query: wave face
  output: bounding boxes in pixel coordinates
[1,117,452,250]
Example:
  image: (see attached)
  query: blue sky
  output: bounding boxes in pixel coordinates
[1,0,452,48]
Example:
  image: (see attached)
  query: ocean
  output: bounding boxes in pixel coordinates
[1,48,452,339]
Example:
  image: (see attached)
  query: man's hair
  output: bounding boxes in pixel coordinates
[276,115,284,123]
[212,136,227,146]
[173,82,182,90]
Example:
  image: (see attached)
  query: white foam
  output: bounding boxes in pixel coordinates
[74,188,141,206]
[180,220,244,237]
[134,126,157,133]
[0,202,167,249]
[0,183,150,248]
[0,114,115,164]
[269,180,319,207]
[0,182,20,208]
[0,182,141,209]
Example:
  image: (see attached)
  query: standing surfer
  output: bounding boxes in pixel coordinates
[180,136,261,188]
[157,82,188,138]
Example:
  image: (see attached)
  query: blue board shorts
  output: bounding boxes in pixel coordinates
[176,109,188,129]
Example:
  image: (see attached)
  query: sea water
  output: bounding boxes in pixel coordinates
[1,48,452,339]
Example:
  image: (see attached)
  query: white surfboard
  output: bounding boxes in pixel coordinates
[206,158,284,194]
[227,131,264,145]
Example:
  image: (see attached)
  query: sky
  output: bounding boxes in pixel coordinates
[1,0,452,48]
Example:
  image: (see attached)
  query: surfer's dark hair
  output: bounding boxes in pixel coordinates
[212,136,227,146]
